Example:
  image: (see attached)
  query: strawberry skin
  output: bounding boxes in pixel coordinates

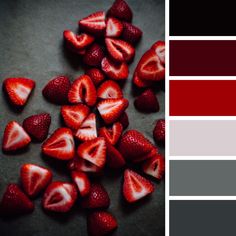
[133,70,154,88]
[122,22,143,45]
[118,112,129,129]
[0,184,34,216]
[97,80,123,99]
[23,113,51,142]
[153,119,165,143]
[106,17,123,37]
[151,40,165,66]
[85,68,105,86]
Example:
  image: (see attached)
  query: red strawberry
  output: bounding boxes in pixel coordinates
[23,113,51,142]
[42,181,77,212]
[97,98,129,124]
[77,137,106,168]
[20,164,52,198]
[2,121,31,152]
[132,147,158,163]
[122,22,143,44]
[87,211,118,236]
[118,112,129,129]
[79,11,106,36]
[42,128,75,160]
[85,68,105,86]
[97,80,123,99]
[142,154,165,180]
[83,43,105,67]
[81,183,110,209]
[106,17,123,37]
[101,57,129,80]
[75,113,97,141]
[0,184,34,216]
[151,40,165,65]
[99,122,123,145]
[42,76,71,105]
[68,75,97,106]
[71,171,91,197]
[105,38,135,63]
[123,169,154,203]
[107,0,133,22]
[3,77,35,107]
[153,119,165,143]
[133,70,154,88]
[61,104,90,130]
[134,89,159,113]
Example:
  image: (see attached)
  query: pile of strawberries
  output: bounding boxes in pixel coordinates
[0,0,165,235]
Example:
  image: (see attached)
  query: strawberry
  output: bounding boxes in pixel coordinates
[61,104,90,130]
[0,184,34,216]
[107,0,133,22]
[132,147,158,163]
[68,75,97,106]
[153,119,165,143]
[75,113,97,141]
[42,128,75,160]
[133,70,154,88]
[3,77,35,107]
[105,38,135,63]
[122,22,143,45]
[97,98,129,124]
[85,68,105,86]
[106,17,123,37]
[123,169,154,203]
[97,80,123,99]
[2,121,31,152]
[134,89,160,113]
[42,76,71,105]
[71,171,91,197]
[83,43,105,67]
[101,57,129,80]
[87,211,118,236]
[20,164,52,198]
[23,113,51,142]
[42,181,77,212]
[77,137,106,168]
[79,11,106,36]
[81,183,110,209]
[118,112,129,129]
[142,154,165,180]
[99,122,123,145]
[151,40,165,65]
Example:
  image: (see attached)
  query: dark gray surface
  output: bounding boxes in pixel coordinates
[0,0,165,236]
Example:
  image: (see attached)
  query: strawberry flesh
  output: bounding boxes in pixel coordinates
[97,80,123,99]
[106,17,123,37]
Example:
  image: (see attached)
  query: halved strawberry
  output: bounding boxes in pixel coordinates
[151,40,165,65]
[123,169,154,203]
[97,98,129,124]
[133,70,154,88]
[118,112,129,129]
[77,137,106,168]
[79,11,106,36]
[97,80,123,99]
[85,68,105,86]
[106,17,123,37]
[2,121,31,152]
[68,75,97,106]
[42,181,77,212]
[3,77,35,107]
[71,171,91,197]
[99,122,123,145]
[61,104,90,130]
[42,128,75,160]
[75,113,97,141]
[105,38,135,63]
[101,57,129,80]
[122,22,142,45]
[20,164,52,198]
[132,147,158,163]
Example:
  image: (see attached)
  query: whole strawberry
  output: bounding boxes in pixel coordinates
[85,68,105,86]
[153,119,165,144]
[83,43,104,67]
[122,22,143,45]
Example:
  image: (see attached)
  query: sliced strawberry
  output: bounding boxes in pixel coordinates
[85,68,105,86]
[20,164,52,198]
[0,184,34,216]
[122,22,143,45]
[79,11,106,36]
[75,113,97,141]
[123,169,154,203]
[97,98,129,124]
[132,147,158,163]
[117,112,129,129]
[151,40,165,65]
[3,77,35,107]
[2,121,31,152]
[61,104,90,130]
[106,17,123,37]
[99,122,123,145]
[42,128,75,160]
[133,70,154,88]
[42,181,77,212]
[77,137,106,168]
[153,119,165,144]
[68,75,97,106]
[71,171,91,197]
[97,80,123,99]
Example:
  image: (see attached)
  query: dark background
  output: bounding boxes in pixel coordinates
[0,0,165,235]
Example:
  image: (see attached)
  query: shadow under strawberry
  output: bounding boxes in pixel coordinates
[2,145,31,156]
